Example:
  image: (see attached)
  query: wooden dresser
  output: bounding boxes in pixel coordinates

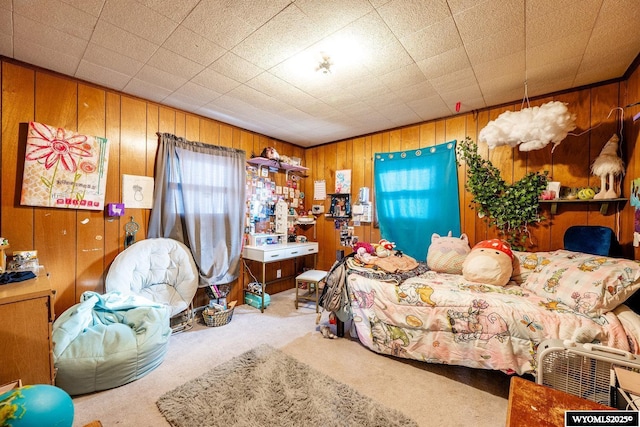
[0,271,55,385]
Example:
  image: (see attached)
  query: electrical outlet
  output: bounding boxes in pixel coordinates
[276,269,282,278]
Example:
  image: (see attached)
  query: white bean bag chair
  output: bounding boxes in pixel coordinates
[105,238,199,330]
[52,291,171,396]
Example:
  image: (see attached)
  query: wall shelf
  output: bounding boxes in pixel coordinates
[247,157,308,180]
[539,198,628,215]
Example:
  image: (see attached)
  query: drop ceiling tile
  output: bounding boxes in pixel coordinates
[379,63,426,91]
[453,0,522,42]
[100,0,178,45]
[209,52,264,83]
[90,19,159,63]
[59,0,105,16]
[147,47,204,81]
[0,32,12,56]
[378,0,451,39]
[393,80,438,102]
[438,82,483,107]
[526,31,590,69]
[171,81,222,104]
[429,67,477,93]
[13,14,88,58]
[76,59,132,90]
[13,0,97,40]
[232,4,325,70]
[0,7,11,36]
[320,91,360,108]
[400,16,463,62]
[161,26,227,66]
[83,42,144,77]
[416,46,471,80]
[377,102,421,126]
[526,0,600,48]
[181,0,262,50]
[137,0,201,22]
[473,51,524,83]
[0,0,12,10]
[407,94,452,121]
[192,67,241,94]
[135,64,188,92]
[465,25,523,66]
[123,78,172,102]
[296,0,372,33]
[245,72,319,109]
[361,39,415,76]
[14,38,81,76]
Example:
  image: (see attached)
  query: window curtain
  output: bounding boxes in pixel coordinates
[374,140,460,260]
[148,133,246,286]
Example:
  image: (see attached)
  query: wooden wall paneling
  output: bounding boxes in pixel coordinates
[104,92,122,273]
[238,130,254,157]
[549,90,592,250]
[522,96,553,251]
[200,120,220,145]
[419,121,436,147]
[586,84,622,232]
[76,84,106,297]
[220,123,232,148]
[435,120,446,143]
[462,112,478,244]
[362,135,373,243]
[34,71,78,312]
[158,106,176,134]
[389,129,402,152]
[323,142,338,264]
[352,137,366,250]
[370,133,383,244]
[1,61,34,252]
[120,96,148,243]
[486,105,515,242]
[444,115,466,241]
[185,114,199,142]
[146,104,159,178]
[175,111,186,138]
[401,125,419,150]
[472,109,490,244]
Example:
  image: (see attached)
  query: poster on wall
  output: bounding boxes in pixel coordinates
[335,169,351,194]
[122,174,155,209]
[20,121,110,210]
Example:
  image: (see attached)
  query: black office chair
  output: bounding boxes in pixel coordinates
[563,225,621,257]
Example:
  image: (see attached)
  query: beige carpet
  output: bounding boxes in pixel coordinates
[71,289,511,427]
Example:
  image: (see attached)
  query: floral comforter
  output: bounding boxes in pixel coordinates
[346,265,637,375]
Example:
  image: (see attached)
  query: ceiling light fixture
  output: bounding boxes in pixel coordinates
[316,53,333,74]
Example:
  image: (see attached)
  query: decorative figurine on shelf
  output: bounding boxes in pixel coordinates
[592,134,625,199]
[0,237,8,273]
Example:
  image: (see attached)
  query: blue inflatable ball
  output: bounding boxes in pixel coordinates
[0,384,74,427]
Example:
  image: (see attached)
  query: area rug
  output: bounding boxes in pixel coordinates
[156,344,418,427]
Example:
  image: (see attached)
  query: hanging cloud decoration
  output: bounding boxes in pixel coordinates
[479,101,577,151]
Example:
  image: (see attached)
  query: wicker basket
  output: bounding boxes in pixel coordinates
[202,306,234,327]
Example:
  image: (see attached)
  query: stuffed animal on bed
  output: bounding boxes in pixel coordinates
[462,239,513,287]
[427,232,470,274]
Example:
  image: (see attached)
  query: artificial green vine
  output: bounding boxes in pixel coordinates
[456,137,548,250]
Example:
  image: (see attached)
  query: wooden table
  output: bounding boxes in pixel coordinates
[506,376,614,427]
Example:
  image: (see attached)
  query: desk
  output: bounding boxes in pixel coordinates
[0,270,55,385]
[506,376,614,427]
[242,242,318,312]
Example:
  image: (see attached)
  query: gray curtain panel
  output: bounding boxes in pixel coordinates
[149,133,246,286]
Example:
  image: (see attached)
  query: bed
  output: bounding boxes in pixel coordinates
[322,249,640,376]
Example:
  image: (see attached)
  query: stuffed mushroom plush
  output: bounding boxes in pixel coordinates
[462,239,513,287]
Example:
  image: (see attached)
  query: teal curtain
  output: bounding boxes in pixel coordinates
[374,140,460,260]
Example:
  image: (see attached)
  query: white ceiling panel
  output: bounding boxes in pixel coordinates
[3,0,639,147]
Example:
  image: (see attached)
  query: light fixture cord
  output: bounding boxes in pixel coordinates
[521,0,530,110]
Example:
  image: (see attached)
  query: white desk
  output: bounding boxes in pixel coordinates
[242,242,319,312]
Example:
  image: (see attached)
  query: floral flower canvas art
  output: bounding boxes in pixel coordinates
[20,121,110,210]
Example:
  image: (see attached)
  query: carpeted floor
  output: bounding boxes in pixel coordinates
[71,289,511,426]
[157,344,419,426]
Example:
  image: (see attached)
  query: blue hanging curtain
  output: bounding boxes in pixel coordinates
[374,140,460,259]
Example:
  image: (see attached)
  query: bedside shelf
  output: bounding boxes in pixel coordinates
[539,198,628,215]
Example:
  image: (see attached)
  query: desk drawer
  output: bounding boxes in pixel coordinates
[288,244,317,258]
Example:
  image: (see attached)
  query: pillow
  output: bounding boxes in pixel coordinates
[462,239,513,287]
[510,250,555,284]
[521,249,640,317]
[426,232,470,274]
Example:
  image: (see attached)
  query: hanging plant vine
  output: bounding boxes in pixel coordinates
[456,137,548,250]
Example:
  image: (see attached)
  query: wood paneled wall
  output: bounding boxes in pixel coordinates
[2,57,640,316]
[0,59,303,315]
